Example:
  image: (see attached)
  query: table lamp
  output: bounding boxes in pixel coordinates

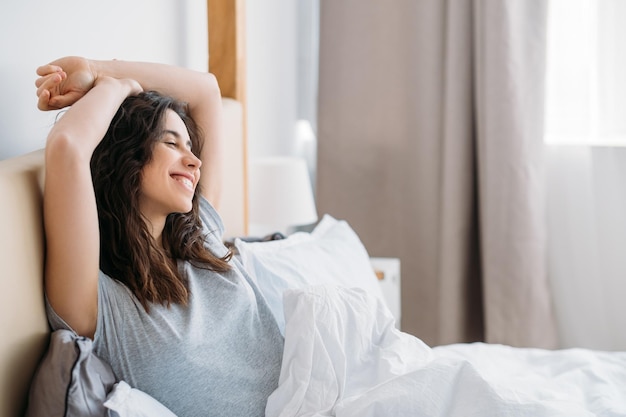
[249,156,318,236]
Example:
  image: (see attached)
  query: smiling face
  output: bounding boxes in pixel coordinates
[138,109,202,233]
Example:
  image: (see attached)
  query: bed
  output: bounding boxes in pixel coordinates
[4,148,626,417]
[261,283,626,416]
[2,2,626,417]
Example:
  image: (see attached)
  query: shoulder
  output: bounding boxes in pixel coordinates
[198,195,224,233]
[97,270,133,294]
[197,195,229,258]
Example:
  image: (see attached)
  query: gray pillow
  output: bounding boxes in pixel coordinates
[26,329,116,417]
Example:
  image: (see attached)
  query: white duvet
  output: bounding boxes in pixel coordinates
[265,286,626,417]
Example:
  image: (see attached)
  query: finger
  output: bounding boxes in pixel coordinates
[49,91,82,109]
[35,71,65,91]
[34,73,61,88]
[35,72,64,97]
[36,64,64,77]
[37,89,51,111]
[35,72,56,89]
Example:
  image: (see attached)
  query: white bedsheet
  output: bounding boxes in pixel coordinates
[265,285,626,417]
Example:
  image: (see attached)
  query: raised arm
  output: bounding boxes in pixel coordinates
[43,76,141,338]
[37,57,225,207]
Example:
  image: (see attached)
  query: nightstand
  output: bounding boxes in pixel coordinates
[370,257,401,330]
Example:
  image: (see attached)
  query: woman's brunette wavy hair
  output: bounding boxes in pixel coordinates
[90,91,231,311]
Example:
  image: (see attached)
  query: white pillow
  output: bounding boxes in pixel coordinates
[235,214,383,334]
[104,381,178,417]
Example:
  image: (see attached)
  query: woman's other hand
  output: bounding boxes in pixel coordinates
[95,75,144,98]
[35,56,96,110]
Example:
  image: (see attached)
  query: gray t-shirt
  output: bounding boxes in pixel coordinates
[47,197,284,416]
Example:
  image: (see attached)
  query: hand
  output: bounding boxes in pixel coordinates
[94,76,143,98]
[35,56,96,110]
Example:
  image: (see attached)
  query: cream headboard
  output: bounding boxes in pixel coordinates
[216,97,246,238]
[0,150,47,417]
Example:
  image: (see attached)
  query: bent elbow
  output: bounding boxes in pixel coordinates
[45,131,92,167]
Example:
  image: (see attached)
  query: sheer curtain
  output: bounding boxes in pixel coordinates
[545,0,626,350]
[317,0,557,347]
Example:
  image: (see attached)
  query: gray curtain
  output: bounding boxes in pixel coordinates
[317,0,557,348]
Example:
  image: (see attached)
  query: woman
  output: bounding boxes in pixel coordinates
[36,57,283,416]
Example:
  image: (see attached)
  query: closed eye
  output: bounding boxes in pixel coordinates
[162,130,192,151]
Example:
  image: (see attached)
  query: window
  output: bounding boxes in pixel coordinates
[545,0,626,145]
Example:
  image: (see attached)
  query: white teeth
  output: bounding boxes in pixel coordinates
[174,176,193,189]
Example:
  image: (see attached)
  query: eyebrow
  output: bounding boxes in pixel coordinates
[163,129,193,150]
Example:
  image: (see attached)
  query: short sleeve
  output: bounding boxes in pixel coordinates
[45,294,74,332]
[198,195,230,258]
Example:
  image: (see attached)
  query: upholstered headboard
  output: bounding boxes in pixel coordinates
[0,151,48,417]
[217,97,247,238]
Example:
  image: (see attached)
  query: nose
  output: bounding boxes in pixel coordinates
[184,151,202,169]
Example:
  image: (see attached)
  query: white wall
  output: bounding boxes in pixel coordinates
[0,1,207,160]
[1,0,303,163]
[246,0,299,159]
[546,145,626,351]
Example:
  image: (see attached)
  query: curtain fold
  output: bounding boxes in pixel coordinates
[317,0,557,347]
[473,0,557,347]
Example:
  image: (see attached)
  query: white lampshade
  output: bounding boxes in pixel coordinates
[249,156,318,235]
[294,119,317,189]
